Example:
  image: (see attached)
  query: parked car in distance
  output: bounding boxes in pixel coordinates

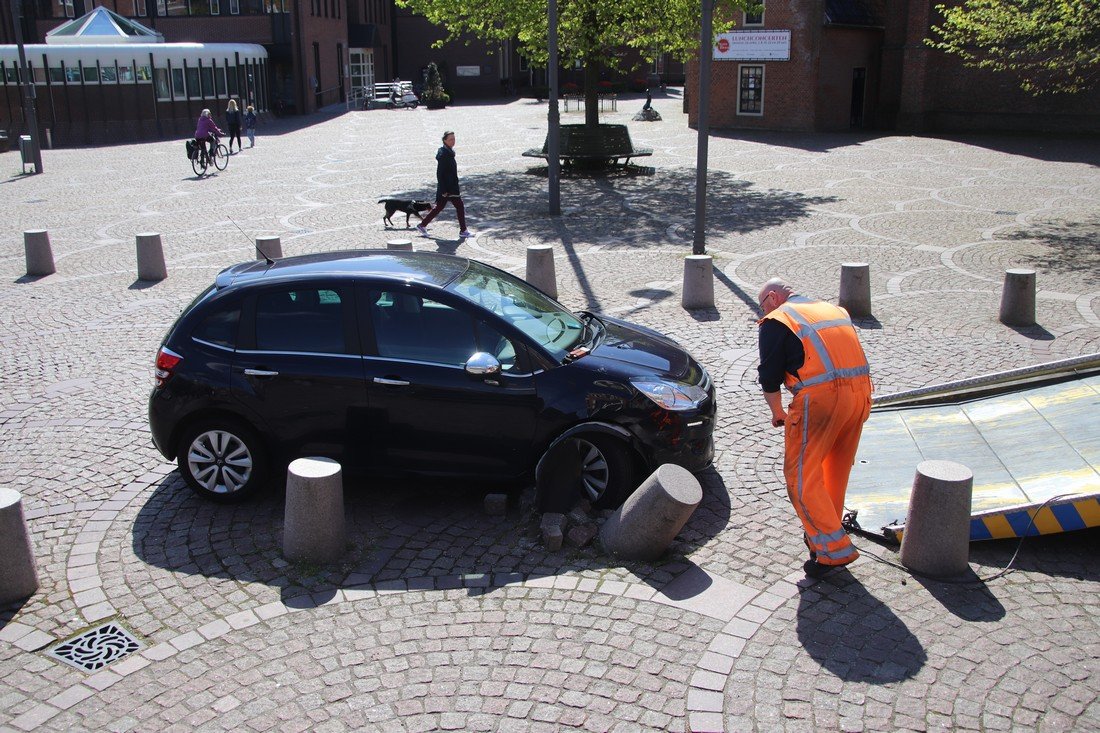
[149,251,716,507]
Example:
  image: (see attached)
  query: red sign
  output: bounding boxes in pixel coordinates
[716,38,730,53]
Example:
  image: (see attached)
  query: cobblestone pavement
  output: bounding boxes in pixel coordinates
[1,92,1098,732]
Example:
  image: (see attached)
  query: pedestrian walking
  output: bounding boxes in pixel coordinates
[225,99,242,153]
[244,105,257,148]
[416,131,474,239]
[757,277,872,578]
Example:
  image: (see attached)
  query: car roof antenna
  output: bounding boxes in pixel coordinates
[228,217,276,267]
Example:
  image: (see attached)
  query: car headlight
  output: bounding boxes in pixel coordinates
[630,378,709,411]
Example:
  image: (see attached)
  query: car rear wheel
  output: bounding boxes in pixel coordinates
[177,420,267,502]
[573,434,634,509]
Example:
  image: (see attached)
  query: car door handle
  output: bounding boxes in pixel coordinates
[243,369,279,377]
[373,377,410,386]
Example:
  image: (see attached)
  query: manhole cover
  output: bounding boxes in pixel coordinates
[47,621,142,672]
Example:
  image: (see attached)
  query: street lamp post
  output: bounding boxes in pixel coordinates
[9,0,44,174]
[692,0,714,254]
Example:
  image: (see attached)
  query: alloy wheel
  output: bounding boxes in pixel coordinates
[186,429,253,494]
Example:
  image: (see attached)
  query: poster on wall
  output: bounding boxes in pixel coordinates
[714,30,791,61]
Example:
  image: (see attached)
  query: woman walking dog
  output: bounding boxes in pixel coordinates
[416,131,474,239]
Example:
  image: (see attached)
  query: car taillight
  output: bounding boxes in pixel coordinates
[154,347,182,388]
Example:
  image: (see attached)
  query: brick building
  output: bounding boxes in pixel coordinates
[687,0,1100,134]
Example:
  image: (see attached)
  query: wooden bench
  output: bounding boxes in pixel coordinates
[563,93,618,113]
[522,124,653,168]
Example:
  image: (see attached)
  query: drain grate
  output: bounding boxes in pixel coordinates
[47,621,142,672]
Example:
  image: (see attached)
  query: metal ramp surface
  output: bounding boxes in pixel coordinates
[847,356,1100,542]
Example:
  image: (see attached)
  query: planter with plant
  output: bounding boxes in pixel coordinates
[421,62,451,109]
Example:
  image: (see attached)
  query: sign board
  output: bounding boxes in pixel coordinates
[456,65,481,77]
[713,30,791,61]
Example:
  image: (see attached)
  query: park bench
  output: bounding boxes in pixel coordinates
[522,123,653,168]
[563,93,618,113]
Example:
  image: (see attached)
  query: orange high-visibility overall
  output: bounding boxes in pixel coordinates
[763,296,872,566]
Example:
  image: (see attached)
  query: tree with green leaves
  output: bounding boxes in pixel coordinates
[395,0,757,127]
[927,0,1100,95]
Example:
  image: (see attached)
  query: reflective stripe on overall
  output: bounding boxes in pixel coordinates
[764,297,872,565]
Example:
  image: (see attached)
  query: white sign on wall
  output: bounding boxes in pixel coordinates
[714,30,791,61]
[456,65,481,77]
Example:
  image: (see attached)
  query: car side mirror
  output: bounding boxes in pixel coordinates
[465,352,501,378]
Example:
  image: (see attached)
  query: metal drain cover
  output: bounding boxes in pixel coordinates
[47,621,142,672]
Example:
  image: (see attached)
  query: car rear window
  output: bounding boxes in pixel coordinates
[193,304,240,349]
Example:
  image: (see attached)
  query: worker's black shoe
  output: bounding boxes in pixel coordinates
[803,558,834,579]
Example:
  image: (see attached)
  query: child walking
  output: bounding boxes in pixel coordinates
[244,105,257,148]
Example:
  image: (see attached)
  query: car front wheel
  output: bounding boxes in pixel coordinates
[573,434,635,509]
[177,420,267,502]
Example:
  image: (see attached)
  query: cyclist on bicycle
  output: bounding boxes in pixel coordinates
[194,109,224,164]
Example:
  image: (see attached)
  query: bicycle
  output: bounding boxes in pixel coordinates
[191,137,229,176]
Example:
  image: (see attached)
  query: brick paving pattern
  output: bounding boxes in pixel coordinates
[1,93,1098,731]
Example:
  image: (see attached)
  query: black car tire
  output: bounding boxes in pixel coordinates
[572,434,635,509]
[177,419,268,502]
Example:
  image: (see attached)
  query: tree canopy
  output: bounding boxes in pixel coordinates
[927,0,1100,95]
[395,0,756,72]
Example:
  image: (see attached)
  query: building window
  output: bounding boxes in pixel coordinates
[738,64,764,115]
[230,0,239,13]
[744,2,763,26]
[134,0,147,16]
[212,0,220,14]
[64,0,75,17]
[155,68,170,98]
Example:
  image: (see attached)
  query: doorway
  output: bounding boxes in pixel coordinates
[850,68,866,128]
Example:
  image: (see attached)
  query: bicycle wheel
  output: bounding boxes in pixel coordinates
[213,144,229,171]
[191,151,207,176]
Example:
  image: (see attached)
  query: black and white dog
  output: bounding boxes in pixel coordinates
[378,198,433,228]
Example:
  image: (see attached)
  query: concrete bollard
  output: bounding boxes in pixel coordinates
[600,464,702,561]
[135,233,167,281]
[24,230,56,276]
[386,239,413,251]
[0,488,40,606]
[283,457,346,564]
[255,235,282,260]
[525,244,558,299]
[900,460,973,578]
[839,262,872,318]
[999,268,1036,327]
[681,255,714,309]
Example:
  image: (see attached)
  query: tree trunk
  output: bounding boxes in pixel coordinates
[583,59,600,128]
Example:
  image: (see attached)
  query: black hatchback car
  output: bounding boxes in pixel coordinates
[149,251,716,506]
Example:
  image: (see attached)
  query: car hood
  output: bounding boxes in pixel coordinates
[586,315,692,380]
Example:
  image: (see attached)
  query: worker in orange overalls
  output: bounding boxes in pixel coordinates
[757,278,872,578]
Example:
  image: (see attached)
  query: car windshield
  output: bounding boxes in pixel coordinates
[448,262,585,361]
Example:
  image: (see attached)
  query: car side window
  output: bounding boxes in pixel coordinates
[369,290,477,366]
[254,287,348,354]
[475,320,521,373]
[193,303,239,349]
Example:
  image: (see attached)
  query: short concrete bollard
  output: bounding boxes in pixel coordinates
[839,262,872,318]
[681,255,714,309]
[24,229,56,276]
[135,233,167,281]
[999,268,1036,327]
[255,235,283,260]
[386,239,413,251]
[525,244,558,299]
[900,460,973,578]
[283,457,346,564]
[600,464,702,561]
[0,488,40,606]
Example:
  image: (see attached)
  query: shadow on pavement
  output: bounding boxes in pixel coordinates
[913,573,1007,622]
[131,463,732,607]
[796,572,927,683]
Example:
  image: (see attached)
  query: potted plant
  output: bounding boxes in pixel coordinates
[421,62,450,109]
